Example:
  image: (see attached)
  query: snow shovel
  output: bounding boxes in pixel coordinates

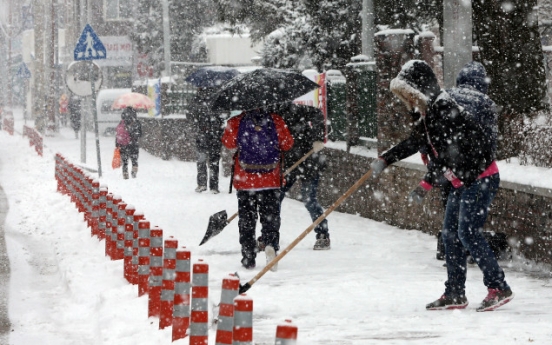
[239,168,375,293]
[199,148,317,246]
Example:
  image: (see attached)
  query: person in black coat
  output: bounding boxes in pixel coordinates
[68,95,82,139]
[369,60,513,312]
[190,87,224,193]
[275,102,330,250]
[116,107,142,179]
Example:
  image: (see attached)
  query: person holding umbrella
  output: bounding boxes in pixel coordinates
[111,92,151,179]
[186,67,239,193]
[115,107,142,179]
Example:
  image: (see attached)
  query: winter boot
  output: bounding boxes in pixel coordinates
[131,166,138,178]
[476,288,514,312]
[195,186,207,193]
[265,245,278,272]
[426,294,468,310]
[313,234,331,250]
[241,253,256,269]
[256,237,266,252]
[123,171,129,180]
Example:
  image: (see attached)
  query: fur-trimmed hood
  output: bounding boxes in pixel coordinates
[390,60,441,114]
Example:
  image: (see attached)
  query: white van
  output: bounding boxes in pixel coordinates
[95,88,131,135]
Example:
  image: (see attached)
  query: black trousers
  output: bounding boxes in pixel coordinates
[237,189,281,258]
[120,144,139,173]
[196,143,221,191]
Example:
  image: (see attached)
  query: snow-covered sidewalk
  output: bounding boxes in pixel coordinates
[1,108,552,344]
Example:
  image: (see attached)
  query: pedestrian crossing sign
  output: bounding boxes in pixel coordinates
[74,24,107,61]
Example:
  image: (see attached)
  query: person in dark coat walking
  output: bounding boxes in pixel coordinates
[222,108,294,269]
[275,102,330,250]
[68,95,82,139]
[190,87,225,193]
[116,107,142,179]
[369,60,513,312]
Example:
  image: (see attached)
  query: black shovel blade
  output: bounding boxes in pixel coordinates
[199,210,228,246]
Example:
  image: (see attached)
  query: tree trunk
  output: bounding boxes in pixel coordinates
[473,0,548,159]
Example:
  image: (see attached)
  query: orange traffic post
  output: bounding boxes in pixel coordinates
[159,237,178,329]
[148,226,164,317]
[190,259,209,345]
[233,294,253,345]
[172,247,191,342]
[275,319,298,345]
[215,273,240,345]
[137,219,151,297]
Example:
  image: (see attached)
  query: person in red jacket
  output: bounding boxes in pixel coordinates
[222,108,294,269]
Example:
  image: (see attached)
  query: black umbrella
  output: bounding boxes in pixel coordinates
[210,68,320,111]
[185,66,239,88]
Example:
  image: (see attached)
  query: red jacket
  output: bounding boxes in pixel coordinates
[222,112,294,190]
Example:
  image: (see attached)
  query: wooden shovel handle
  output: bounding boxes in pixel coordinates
[240,168,375,293]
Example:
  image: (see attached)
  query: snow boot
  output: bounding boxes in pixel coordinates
[313,234,331,250]
[123,171,129,180]
[241,254,256,269]
[195,185,207,193]
[131,166,138,178]
[426,294,468,310]
[476,288,514,312]
[265,245,278,272]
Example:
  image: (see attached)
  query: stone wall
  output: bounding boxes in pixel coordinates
[298,148,552,265]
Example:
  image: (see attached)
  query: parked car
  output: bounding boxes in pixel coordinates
[95,88,131,135]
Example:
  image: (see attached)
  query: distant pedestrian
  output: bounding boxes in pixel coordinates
[190,87,224,193]
[275,102,330,250]
[369,60,513,312]
[222,108,293,269]
[59,94,69,127]
[115,107,142,179]
[68,95,81,139]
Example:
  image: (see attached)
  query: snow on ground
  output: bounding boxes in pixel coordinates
[1,107,552,344]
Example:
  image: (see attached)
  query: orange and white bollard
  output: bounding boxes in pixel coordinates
[215,274,240,345]
[190,259,209,345]
[137,219,151,296]
[98,187,108,240]
[129,211,144,285]
[172,247,191,342]
[114,202,128,260]
[233,294,253,345]
[159,237,178,329]
[107,195,122,259]
[275,319,298,345]
[148,226,164,317]
[123,205,136,282]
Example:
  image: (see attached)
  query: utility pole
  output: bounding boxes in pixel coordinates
[33,0,46,127]
[361,0,375,60]
[46,0,57,133]
[162,0,171,77]
[443,0,472,88]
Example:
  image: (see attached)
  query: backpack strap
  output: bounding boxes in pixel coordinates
[229,150,238,194]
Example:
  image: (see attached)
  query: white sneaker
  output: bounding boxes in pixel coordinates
[265,245,278,272]
[195,186,207,193]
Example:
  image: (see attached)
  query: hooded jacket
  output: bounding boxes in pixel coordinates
[447,61,498,159]
[381,60,496,188]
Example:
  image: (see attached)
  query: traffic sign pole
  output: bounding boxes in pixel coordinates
[90,61,102,177]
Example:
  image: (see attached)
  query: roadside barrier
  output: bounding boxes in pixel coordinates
[233,294,253,345]
[190,260,209,345]
[53,154,299,344]
[275,319,298,345]
[172,247,191,342]
[159,237,178,329]
[148,226,164,317]
[22,124,43,156]
[215,274,240,345]
[3,114,14,135]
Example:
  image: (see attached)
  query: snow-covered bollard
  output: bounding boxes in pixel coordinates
[148,226,164,317]
[114,202,128,260]
[215,273,240,345]
[159,237,178,329]
[104,193,115,257]
[107,195,122,259]
[233,294,253,345]
[137,219,151,297]
[172,247,191,342]
[190,259,209,345]
[275,319,298,345]
[97,186,108,240]
[129,211,144,284]
[123,205,136,282]
[90,179,100,236]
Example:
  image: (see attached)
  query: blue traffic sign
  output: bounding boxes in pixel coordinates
[16,62,31,79]
[74,24,107,61]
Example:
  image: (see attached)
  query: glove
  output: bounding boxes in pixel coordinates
[408,185,428,204]
[313,141,325,153]
[370,158,387,179]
